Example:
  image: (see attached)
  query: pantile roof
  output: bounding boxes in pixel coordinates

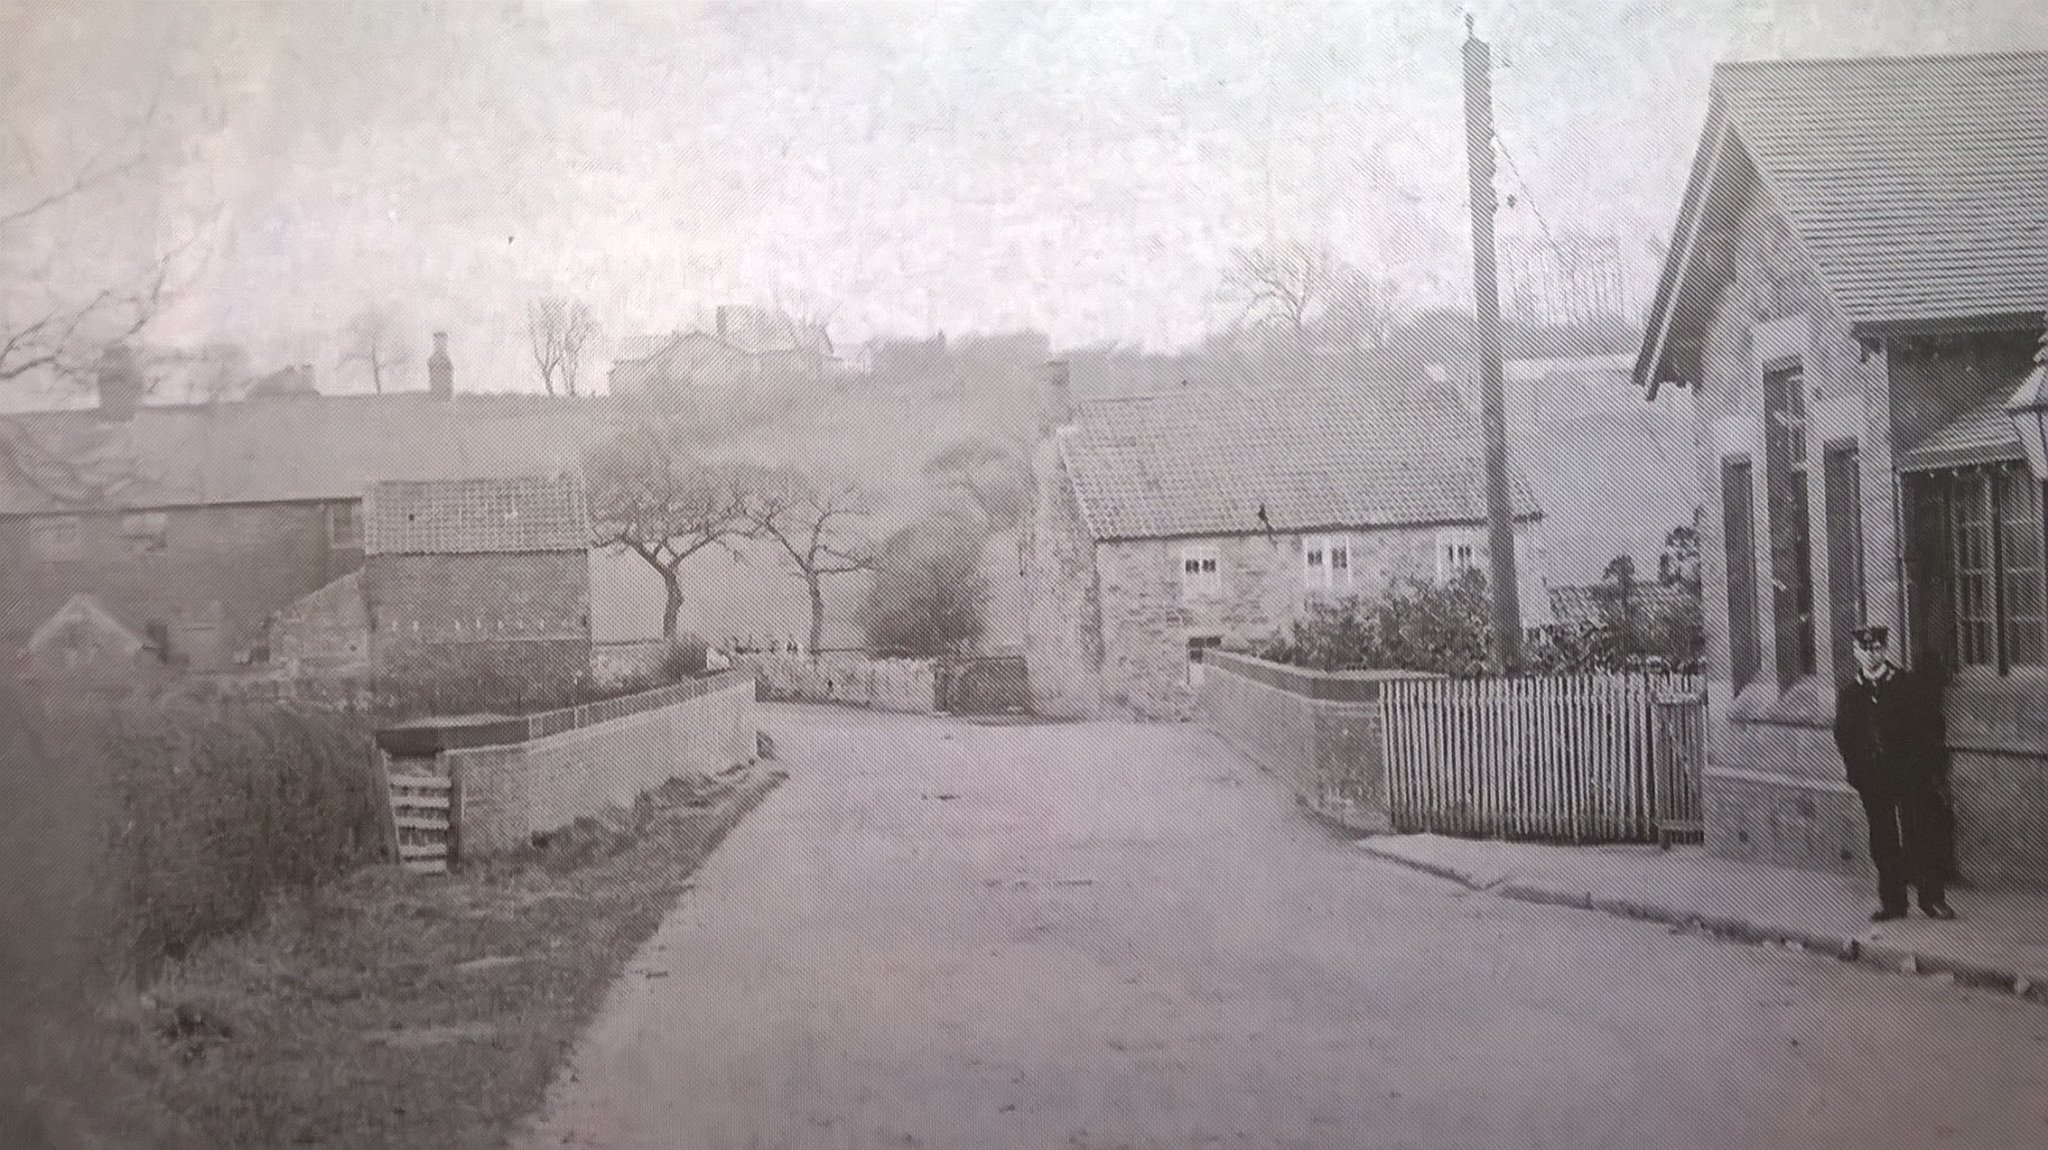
[364,474,590,555]
[1640,50,2048,390]
[1056,377,1540,542]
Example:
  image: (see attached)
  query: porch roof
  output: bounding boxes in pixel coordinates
[1897,394,2026,472]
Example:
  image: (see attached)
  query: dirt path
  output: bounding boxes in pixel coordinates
[517,705,2048,1150]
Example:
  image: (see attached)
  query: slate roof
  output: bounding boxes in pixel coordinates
[1640,50,2048,390]
[1056,378,1541,542]
[363,474,590,555]
[0,393,614,517]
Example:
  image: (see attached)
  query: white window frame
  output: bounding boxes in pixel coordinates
[1436,528,1480,582]
[1180,544,1221,599]
[1304,534,1354,591]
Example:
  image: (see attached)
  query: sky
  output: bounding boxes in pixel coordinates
[5,0,2046,395]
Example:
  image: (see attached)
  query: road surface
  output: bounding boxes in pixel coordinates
[519,704,2048,1150]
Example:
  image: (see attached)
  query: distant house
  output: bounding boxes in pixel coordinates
[1636,50,2048,885]
[361,474,593,702]
[1024,364,1547,720]
[608,305,836,396]
[0,348,612,673]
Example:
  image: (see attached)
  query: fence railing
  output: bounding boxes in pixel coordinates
[1381,674,1705,843]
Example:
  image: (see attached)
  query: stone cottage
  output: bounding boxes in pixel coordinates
[1635,50,2048,886]
[1024,362,1547,720]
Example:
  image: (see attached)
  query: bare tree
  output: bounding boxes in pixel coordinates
[336,308,412,394]
[526,295,600,396]
[751,470,876,655]
[585,425,768,637]
[1,61,216,505]
[1219,240,1402,356]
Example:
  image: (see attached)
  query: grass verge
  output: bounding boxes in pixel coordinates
[42,764,785,1148]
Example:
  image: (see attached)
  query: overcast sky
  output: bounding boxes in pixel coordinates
[5,0,2045,393]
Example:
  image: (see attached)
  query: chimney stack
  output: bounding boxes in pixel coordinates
[1038,359,1072,435]
[428,331,452,398]
[95,343,144,422]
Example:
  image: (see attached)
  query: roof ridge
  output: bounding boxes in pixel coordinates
[1715,48,2048,74]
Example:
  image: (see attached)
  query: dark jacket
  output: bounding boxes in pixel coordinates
[1833,665,1949,794]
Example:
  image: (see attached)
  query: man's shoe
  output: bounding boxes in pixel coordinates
[1921,901,1958,921]
[1871,907,1907,922]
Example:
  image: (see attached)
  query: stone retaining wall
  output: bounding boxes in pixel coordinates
[1196,651,1438,833]
[736,654,938,714]
[380,671,757,857]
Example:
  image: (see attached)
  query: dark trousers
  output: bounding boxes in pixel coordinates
[1857,780,1955,911]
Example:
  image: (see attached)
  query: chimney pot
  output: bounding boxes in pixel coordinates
[428,331,452,398]
[95,343,145,422]
[1038,359,1072,434]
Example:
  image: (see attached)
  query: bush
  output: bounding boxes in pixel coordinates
[95,698,383,978]
[858,513,990,658]
[1254,571,1494,677]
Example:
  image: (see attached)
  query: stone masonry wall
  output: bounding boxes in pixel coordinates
[1023,437,1104,718]
[1094,524,1535,721]
[0,501,360,664]
[736,653,938,713]
[1196,650,1418,832]
[448,671,756,855]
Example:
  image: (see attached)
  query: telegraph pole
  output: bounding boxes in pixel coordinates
[1463,15,1524,673]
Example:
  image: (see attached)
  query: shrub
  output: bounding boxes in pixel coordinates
[90,695,383,979]
[858,513,990,658]
[1255,571,1494,677]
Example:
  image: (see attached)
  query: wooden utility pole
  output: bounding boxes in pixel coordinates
[1463,16,1524,672]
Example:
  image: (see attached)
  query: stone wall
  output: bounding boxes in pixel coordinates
[1023,437,1104,718]
[266,571,369,671]
[736,653,937,713]
[1195,650,1429,832]
[434,671,756,856]
[0,500,361,663]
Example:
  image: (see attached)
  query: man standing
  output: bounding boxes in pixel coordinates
[1832,625,1958,922]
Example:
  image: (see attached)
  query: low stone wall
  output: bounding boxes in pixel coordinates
[381,671,756,857]
[736,654,938,714]
[1196,651,1438,833]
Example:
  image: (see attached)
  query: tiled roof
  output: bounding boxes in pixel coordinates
[1716,51,2048,331]
[1640,50,2048,390]
[1057,378,1541,542]
[364,474,590,555]
[0,393,614,517]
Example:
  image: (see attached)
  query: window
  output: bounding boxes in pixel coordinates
[1180,545,1220,598]
[1822,442,1867,683]
[1436,529,1479,582]
[1304,535,1353,591]
[328,502,361,550]
[1763,361,1815,686]
[121,511,168,554]
[1722,455,1762,691]
[1915,464,2045,674]
[30,515,81,561]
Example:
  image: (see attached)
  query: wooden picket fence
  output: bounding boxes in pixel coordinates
[1381,674,1706,844]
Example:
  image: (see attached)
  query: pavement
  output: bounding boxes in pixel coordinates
[516,706,2048,1150]
[1357,833,2048,1002]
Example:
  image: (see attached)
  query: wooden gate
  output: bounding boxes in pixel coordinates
[1381,674,1703,843]
[1652,688,1707,847]
[938,655,1029,715]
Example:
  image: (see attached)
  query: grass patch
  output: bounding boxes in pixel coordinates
[41,766,784,1148]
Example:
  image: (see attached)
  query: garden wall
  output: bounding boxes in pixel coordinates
[1196,650,1437,833]
[737,653,938,714]
[381,671,757,857]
